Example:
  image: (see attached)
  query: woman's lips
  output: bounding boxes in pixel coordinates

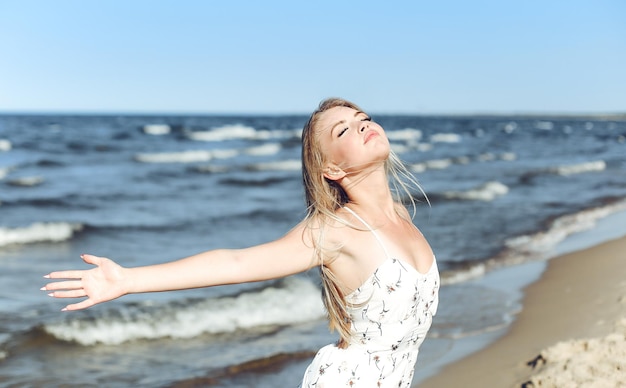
[364,130,379,143]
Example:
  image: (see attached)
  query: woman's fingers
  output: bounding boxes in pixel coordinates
[48,289,88,299]
[45,270,85,280]
[81,253,104,266]
[43,254,105,280]
[42,280,84,292]
[42,254,118,311]
[63,299,95,312]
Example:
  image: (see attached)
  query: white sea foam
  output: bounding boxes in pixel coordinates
[135,150,213,163]
[0,167,11,180]
[503,122,517,133]
[411,152,516,174]
[550,160,606,176]
[185,124,257,142]
[440,199,626,286]
[247,159,301,171]
[411,163,426,173]
[440,263,487,286]
[430,133,462,143]
[7,176,44,187]
[504,200,626,255]
[535,121,554,130]
[243,143,281,156]
[416,143,433,152]
[500,152,517,161]
[44,277,324,345]
[425,159,454,170]
[0,222,83,247]
[142,124,171,135]
[209,149,239,159]
[255,128,302,140]
[390,144,410,154]
[443,181,509,201]
[387,128,422,141]
[0,139,11,151]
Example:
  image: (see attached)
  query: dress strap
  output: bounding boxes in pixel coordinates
[344,206,391,259]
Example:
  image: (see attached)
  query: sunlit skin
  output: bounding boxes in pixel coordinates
[42,106,434,311]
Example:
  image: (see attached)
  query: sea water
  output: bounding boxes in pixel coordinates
[0,113,624,386]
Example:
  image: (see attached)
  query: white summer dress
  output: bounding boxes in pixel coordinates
[300,207,440,387]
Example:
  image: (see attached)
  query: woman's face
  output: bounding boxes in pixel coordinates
[316,106,390,177]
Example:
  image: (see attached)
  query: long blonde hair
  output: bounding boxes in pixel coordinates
[301,97,424,345]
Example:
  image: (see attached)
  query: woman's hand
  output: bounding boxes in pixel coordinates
[42,254,129,311]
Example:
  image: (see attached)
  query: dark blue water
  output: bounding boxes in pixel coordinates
[0,113,625,386]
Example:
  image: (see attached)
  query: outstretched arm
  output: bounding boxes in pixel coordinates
[43,222,318,311]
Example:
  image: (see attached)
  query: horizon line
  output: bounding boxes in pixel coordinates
[1,109,625,119]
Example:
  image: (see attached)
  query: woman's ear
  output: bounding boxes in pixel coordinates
[323,165,346,181]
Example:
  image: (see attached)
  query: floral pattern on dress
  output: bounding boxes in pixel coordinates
[300,210,440,387]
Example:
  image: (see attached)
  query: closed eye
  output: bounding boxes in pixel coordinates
[338,127,349,137]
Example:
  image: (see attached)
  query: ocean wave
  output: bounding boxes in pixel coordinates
[439,262,487,285]
[6,176,45,187]
[550,160,606,176]
[520,160,607,183]
[193,164,231,174]
[390,143,410,154]
[186,125,301,142]
[135,150,213,163]
[387,128,422,141]
[535,121,554,130]
[243,143,281,156]
[141,124,171,135]
[0,333,8,361]
[430,133,462,143]
[441,198,626,285]
[184,124,257,142]
[257,128,302,140]
[244,159,301,172]
[0,222,84,247]
[209,149,239,159]
[44,277,324,345]
[429,284,519,338]
[0,139,11,151]
[219,176,294,188]
[504,200,626,254]
[442,181,509,202]
[135,143,281,164]
[410,152,517,173]
[0,166,12,179]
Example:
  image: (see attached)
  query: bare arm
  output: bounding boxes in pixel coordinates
[43,222,318,311]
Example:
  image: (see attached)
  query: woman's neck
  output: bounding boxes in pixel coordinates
[341,168,398,219]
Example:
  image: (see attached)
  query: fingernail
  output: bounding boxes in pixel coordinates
[47,292,54,297]
[61,308,68,312]
[40,286,46,291]
[43,275,50,278]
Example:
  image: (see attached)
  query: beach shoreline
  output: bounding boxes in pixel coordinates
[417,235,626,387]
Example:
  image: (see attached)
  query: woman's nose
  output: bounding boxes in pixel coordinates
[359,123,367,132]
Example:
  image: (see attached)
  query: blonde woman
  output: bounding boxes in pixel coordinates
[43,98,439,387]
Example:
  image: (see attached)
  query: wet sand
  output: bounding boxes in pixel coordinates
[418,236,626,387]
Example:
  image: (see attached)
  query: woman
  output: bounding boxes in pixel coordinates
[43,98,439,387]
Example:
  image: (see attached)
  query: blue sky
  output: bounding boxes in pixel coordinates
[1,0,624,114]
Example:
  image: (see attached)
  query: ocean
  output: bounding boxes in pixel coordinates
[0,112,625,387]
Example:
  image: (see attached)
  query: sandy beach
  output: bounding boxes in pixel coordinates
[419,236,626,388]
